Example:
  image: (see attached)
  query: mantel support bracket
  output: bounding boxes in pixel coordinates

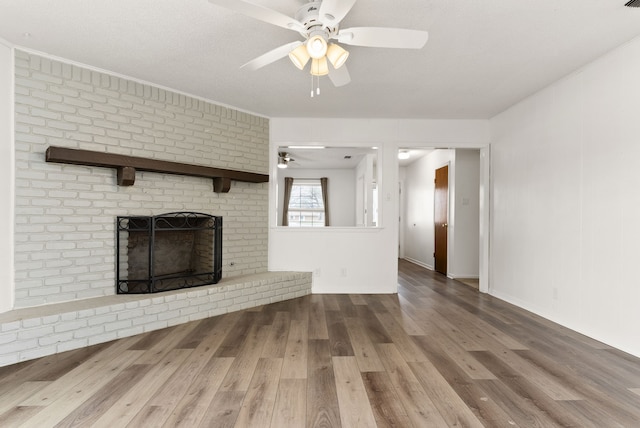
[46,146,269,193]
[117,166,136,186]
[212,177,231,193]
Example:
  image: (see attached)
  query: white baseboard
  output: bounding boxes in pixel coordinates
[402,257,433,271]
[448,274,479,280]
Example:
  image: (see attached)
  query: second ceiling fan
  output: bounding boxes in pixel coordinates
[208,0,429,89]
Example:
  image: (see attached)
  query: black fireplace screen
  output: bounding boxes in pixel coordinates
[116,212,222,294]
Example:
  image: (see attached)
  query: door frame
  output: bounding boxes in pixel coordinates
[398,179,405,259]
[478,145,490,293]
[397,146,490,294]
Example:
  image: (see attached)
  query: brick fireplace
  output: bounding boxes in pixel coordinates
[0,50,313,367]
[12,50,270,308]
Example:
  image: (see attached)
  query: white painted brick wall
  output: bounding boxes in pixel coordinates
[0,272,312,366]
[13,50,269,308]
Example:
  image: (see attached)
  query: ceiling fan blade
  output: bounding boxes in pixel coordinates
[208,0,303,32]
[338,27,428,49]
[328,64,351,87]
[241,41,302,71]
[319,0,358,26]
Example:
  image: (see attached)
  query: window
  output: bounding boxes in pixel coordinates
[287,180,325,227]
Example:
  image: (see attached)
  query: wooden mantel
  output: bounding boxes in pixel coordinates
[45,146,269,193]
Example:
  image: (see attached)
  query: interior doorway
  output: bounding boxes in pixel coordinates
[398,148,488,293]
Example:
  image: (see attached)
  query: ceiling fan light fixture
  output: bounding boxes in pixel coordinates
[310,57,329,76]
[277,156,288,168]
[306,34,328,59]
[288,44,310,70]
[326,43,349,69]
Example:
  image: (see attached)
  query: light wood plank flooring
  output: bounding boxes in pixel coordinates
[1,259,640,427]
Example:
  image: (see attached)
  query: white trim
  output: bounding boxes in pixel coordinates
[403,257,433,271]
[442,160,453,280]
[0,39,15,313]
[448,274,480,280]
[9,44,14,312]
[398,179,405,259]
[479,145,490,293]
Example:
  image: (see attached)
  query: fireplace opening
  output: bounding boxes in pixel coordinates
[116,212,222,294]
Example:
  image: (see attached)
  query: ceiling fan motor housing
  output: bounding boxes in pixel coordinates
[295,2,339,39]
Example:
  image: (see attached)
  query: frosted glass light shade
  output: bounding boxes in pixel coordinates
[398,151,411,160]
[326,43,349,69]
[288,44,310,70]
[306,35,328,59]
[310,57,329,76]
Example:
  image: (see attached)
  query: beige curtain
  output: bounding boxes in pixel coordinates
[282,177,294,226]
[320,177,330,226]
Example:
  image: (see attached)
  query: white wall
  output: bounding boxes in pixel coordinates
[490,36,640,357]
[451,150,480,278]
[269,119,490,294]
[398,167,406,259]
[0,39,13,313]
[276,168,356,226]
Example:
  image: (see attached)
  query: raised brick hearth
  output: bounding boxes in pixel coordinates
[0,271,311,366]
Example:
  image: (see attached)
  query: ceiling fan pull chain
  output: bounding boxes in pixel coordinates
[310,74,321,97]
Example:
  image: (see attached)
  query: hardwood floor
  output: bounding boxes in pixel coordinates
[1,259,640,427]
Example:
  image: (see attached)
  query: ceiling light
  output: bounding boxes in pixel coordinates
[288,44,310,70]
[289,32,349,97]
[278,152,295,168]
[326,43,349,69]
[398,151,411,160]
[306,34,328,59]
[310,57,329,76]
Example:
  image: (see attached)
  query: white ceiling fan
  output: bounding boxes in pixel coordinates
[208,0,429,90]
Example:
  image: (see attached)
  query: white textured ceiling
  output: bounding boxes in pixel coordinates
[1,0,640,119]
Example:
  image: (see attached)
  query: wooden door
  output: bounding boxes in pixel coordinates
[434,165,448,275]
